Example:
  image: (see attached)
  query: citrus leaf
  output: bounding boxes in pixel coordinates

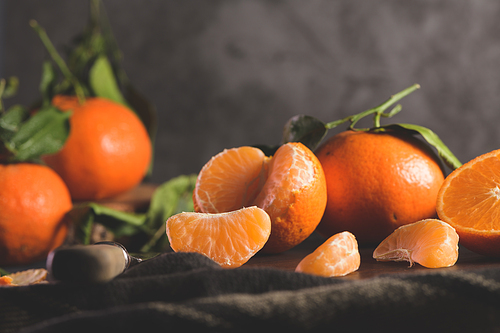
[87,202,148,239]
[1,77,19,99]
[0,105,29,142]
[7,106,70,162]
[39,60,58,107]
[281,114,327,151]
[384,123,462,170]
[89,55,129,108]
[140,174,197,252]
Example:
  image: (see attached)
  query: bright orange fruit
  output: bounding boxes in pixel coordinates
[436,149,500,256]
[43,95,152,201]
[166,206,271,268]
[314,130,445,245]
[193,142,327,253]
[295,231,360,277]
[373,219,459,268]
[0,163,72,266]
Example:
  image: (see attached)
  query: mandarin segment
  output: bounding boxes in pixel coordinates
[193,146,268,213]
[436,149,500,256]
[373,219,459,268]
[295,231,360,277]
[166,206,271,268]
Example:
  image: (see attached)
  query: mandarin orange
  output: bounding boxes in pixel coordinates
[373,219,459,268]
[43,95,152,201]
[295,231,360,277]
[0,163,72,266]
[166,206,271,268]
[314,129,445,245]
[193,142,327,253]
[436,149,500,257]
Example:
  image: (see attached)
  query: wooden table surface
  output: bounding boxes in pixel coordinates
[100,184,500,280]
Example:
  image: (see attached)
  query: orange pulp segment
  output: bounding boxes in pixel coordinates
[193,142,327,254]
[373,219,459,268]
[295,231,360,277]
[166,206,271,268]
[436,149,500,256]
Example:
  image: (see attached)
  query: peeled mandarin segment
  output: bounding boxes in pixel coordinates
[373,219,459,268]
[193,146,268,213]
[295,231,360,277]
[166,206,271,268]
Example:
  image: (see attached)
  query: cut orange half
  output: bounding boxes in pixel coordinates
[295,231,360,277]
[166,206,271,268]
[373,219,459,268]
[436,149,500,256]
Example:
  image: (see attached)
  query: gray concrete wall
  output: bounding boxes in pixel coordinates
[3,0,500,183]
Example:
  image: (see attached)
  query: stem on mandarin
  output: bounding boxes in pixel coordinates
[324,84,420,131]
[30,20,86,105]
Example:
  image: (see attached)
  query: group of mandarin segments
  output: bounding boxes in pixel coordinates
[167,84,500,278]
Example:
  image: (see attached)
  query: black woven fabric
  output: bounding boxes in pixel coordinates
[2,251,500,333]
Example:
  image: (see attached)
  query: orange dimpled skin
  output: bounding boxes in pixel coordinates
[166,207,271,268]
[43,96,152,201]
[315,130,445,245]
[0,164,72,266]
[373,219,459,268]
[295,231,360,277]
[193,142,327,254]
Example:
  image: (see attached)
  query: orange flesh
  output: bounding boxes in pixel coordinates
[373,219,459,268]
[437,153,500,233]
[166,206,271,268]
[295,231,360,277]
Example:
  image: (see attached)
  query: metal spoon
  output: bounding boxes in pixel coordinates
[46,241,144,283]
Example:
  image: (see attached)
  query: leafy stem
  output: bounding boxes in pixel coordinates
[325,84,421,131]
[30,20,86,105]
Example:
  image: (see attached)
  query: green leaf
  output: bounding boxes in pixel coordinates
[39,60,58,107]
[383,123,463,170]
[87,202,148,238]
[89,55,129,107]
[0,105,29,142]
[140,174,197,252]
[281,114,328,151]
[7,106,70,162]
[1,77,19,99]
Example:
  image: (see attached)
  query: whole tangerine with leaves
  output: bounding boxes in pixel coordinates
[295,231,360,277]
[436,149,500,257]
[43,96,152,201]
[0,163,72,266]
[166,206,271,268]
[314,129,445,245]
[193,142,327,254]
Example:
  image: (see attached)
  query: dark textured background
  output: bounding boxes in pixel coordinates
[2,0,500,183]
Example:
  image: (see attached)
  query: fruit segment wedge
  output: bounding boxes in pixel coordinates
[373,219,459,268]
[166,206,271,268]
[295,231,360,277]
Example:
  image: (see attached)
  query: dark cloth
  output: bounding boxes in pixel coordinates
[1,252,500,333]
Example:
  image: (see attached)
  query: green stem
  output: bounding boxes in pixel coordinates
[325,84,420,131]
[0,79,5,113]
[30,20,86,104]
